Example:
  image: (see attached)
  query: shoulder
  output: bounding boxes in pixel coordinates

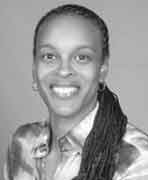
[114,123,148,180]
[3,120,50,180]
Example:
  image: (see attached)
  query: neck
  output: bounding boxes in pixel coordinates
[49,98,98,139]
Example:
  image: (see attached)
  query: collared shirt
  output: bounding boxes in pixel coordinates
[46,102,148,180]
[53,102,99,180]
[4,102,148,180]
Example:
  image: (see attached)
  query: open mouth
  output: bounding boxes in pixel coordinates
[50,84,80,98]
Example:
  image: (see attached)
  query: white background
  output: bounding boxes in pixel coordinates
[0,0,148,177]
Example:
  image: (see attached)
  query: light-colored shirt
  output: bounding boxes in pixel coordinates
[4,102,148,180]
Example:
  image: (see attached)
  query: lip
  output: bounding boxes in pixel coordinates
[50,84,80,88]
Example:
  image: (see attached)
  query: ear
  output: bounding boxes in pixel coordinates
[32,63,37,82]
[99,59,109,82]
[32,63,40,92]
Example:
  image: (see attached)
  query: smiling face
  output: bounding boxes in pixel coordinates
[33,15,108,119]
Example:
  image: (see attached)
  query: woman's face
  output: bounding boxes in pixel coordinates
[33,15,106,118]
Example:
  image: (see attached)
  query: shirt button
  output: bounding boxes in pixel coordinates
[41,161,46,168]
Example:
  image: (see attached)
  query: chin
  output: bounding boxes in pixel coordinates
[48,100,84,118]
[52,106,79,118]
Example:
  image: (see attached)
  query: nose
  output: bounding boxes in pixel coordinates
[58,59,73,77]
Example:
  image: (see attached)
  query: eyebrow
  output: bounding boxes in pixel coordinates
[37,43,97,53]
[38,44,56,50]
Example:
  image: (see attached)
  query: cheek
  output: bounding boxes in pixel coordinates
[78,64,99,85]
[35,60,59,81]
[36,64,50,81]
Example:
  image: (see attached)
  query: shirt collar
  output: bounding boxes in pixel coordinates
[58,102,99,153]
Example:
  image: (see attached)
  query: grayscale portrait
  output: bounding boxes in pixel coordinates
[1,1,148,180]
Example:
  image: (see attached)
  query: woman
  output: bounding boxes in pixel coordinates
[4,4,148,180]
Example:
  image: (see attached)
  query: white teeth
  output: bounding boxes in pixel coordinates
[52,86,78,97]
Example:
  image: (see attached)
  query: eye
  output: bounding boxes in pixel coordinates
[41,53,57,64]
[75,54,92,64]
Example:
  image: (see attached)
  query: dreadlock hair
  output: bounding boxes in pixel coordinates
[72,86,127,180]
[33,4,127,180]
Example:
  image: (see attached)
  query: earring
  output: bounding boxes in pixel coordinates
[32,81,38,91]
[98,81,106,92]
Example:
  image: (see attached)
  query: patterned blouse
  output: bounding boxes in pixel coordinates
[4,103,148,180]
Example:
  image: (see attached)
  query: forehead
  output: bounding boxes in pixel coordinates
[36,15,102,51]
